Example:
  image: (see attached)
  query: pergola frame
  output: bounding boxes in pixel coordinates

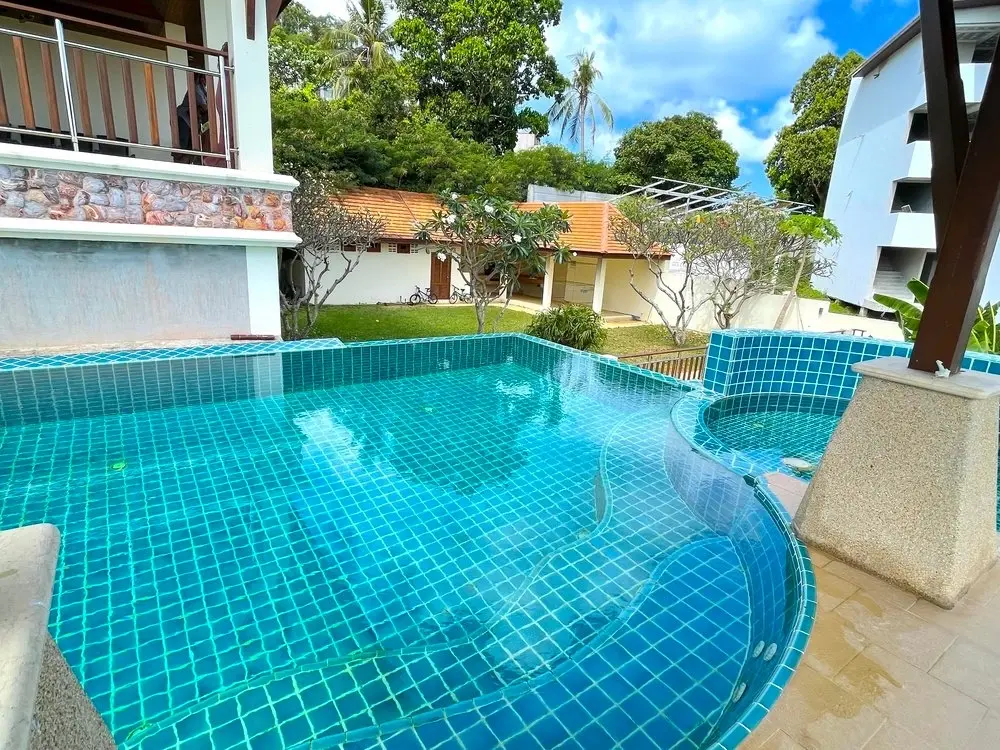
[910,0,1000,372]
[617,178,812,216]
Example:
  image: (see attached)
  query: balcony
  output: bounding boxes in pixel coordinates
[0,1,234,167]
[888,211,936,250]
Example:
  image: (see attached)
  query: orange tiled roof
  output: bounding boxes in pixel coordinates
[337,187,662,256]
[336,187,444,241]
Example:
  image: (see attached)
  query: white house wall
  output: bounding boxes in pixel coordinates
[818,5,1000,307]
[317,249,434,305]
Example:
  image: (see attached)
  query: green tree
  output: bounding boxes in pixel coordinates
[271,88,390,184]
[547,51,614,154]
[278,0,340,37]
[487,145,618,200]
[392,0,567,151]
[416,193,572,332]
[614,113,740,188]
[765,51,865,210]
[385,116,496,194]
[328,0,396,97]
[342,63,419,140]
[269,23,337,90]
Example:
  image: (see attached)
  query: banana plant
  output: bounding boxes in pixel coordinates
[873,279,928,342]
[874,278,1000,353]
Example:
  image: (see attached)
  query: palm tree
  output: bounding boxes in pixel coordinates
[547,51,614,154]
[327,0,394,97]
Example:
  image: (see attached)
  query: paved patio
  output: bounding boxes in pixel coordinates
[749,473,1000,750]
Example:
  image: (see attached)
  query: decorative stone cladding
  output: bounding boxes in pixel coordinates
[0,165,293,231]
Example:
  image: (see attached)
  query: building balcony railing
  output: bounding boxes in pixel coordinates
[0,1,235,168]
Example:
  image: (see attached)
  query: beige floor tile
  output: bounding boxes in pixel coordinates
[834,592,956,671]
[816,567,860,612]
[765,664,885,750]
[861,721,938,750]
[739,714,782,750]
[804,608,868,679]
[833,645,987,750]
[824,561,919,610]
[758,729,808,749]
[930,638,1000,711]
[808,547,833,569]
[909,591,1000,660]
[965,711,1000,750]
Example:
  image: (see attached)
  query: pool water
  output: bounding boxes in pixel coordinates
[0,338,805,749]
[703,394,850,478]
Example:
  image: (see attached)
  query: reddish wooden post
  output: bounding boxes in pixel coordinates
[908,0,1000,373]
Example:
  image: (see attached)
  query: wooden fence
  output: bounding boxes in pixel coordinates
[619,346,708,381]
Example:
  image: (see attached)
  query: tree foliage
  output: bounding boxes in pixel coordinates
[548,51,614,154]
[614,113,740,189]
[392,0,567,151]
[487,145,619,201]
[765,51,864,210]
[415,193,572,332]
[328,0,396,97]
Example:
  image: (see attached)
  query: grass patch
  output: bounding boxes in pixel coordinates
[829,300,860,316]
[310,304,533,342]
[600,327,708,357]
[308,304,707,357]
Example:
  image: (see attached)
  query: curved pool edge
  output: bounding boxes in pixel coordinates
[671,389,818,750]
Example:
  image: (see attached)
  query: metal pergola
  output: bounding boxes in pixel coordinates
[616,178,813,216]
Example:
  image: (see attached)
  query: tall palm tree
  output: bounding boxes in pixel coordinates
[327,0,394,97]
[547,51,615,154]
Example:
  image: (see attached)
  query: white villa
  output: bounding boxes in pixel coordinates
[0,0,299,351]
[818,0,1000,312]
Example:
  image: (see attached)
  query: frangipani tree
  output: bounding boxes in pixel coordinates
[612,196,717,346]
[416,193,572,333]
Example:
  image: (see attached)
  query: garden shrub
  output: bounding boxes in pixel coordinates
[526,304,607,351]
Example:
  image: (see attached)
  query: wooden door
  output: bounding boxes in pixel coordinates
[430,254,452,299]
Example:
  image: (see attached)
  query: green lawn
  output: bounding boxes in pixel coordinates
[309,304,705,357]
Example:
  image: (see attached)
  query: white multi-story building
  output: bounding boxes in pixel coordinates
[818,0,1000,312]
[0,0,299,351]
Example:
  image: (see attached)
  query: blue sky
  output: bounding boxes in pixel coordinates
[302,0,919,196]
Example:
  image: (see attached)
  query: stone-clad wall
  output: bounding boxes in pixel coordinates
[0,165,293,231]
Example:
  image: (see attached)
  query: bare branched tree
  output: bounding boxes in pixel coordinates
[693,197,787,330]
[281,176,385,339]
[612,197,718,346]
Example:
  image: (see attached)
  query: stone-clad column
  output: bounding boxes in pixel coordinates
[795,357,999,608]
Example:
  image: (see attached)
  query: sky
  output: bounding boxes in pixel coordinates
[298,0,920,196]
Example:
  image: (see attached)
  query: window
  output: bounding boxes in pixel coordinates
[344,244,357,253]
[397,243,411,254]
[973,34,999,63]
[367,243,381,253]
[907,112,929,143]
[891,181,934,214]
[384,243,398,253]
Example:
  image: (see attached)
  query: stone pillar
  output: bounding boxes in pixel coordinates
[592,256,607,315]
[541,255,555,310]
[794,357,999,608]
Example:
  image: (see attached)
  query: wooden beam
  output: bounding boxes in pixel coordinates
[919,0,969,244]
[246,0,256,40]
[909,48,1000,373]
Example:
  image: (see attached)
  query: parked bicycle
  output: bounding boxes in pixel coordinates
[408,286,439,305]
[449,285,473,304]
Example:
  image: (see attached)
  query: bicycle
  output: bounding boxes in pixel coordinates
[408,286,439,305]
[449,285,473,304]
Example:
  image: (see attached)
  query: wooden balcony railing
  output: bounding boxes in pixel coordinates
[620,346,708,381]
[0,1,234,167]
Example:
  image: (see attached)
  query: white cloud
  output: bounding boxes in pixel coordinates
[297,0,352,18]
[547,0,833,120]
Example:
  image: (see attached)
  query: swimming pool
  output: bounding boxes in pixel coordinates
[0,335,811,749]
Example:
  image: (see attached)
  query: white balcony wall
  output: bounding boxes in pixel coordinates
[888,213,936,250]
[0,17,194,161]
